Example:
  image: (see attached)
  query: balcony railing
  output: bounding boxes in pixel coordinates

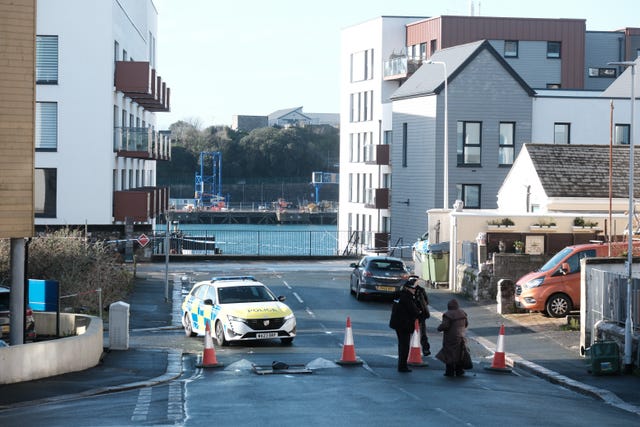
[383,56,422,80]
[365,188,390,209]
[113,186,169,222]
[114,127,171,160]
[115,61,170,112]
[364,144,390,165]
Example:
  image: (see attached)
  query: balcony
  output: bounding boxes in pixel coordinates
[113,186,169,222]
[383,56,422,81]
[365,188,389,209]
[114,127,171,160]
[115,61,170,112]
[364,144,390,165]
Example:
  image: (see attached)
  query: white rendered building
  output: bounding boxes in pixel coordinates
[339,16,425,254]
[35,0,170,228]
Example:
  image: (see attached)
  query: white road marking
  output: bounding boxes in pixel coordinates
[131,387,152,421]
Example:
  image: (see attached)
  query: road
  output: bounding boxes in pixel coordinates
[1,260,638,426]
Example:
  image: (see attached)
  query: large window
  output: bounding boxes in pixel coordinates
[351,49,374,82]
[36,35,58,84]
[456,184,480,209]
[615,124,630,145]
[554,123,570,144]
[547,41,561,58]
[504,40,518,58]
[402,123,408,167]
[499,122,515,165]
[35,168,57,218]
[457,121,481,165]
[36,102,57,150]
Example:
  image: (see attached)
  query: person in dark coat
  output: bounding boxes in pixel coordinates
[436,298,469,376]
[412,278,431,356]
[389,280,421,372]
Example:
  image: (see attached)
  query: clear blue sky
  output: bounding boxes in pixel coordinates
[153,0,638,129]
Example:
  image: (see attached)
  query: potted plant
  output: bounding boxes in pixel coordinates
[513,240,524,254]
[487,218,515,229]
[530,217,557,231]
[573,217,600,231]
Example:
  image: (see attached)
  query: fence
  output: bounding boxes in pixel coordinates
[152,229,350,256]
[585,268,640,335]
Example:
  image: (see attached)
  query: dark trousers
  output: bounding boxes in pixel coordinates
[418,318,430,355]
[395,329,411,369]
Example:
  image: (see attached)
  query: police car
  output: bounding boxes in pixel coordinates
[181,276,296,346]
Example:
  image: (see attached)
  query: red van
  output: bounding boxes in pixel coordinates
[515,242,638,317]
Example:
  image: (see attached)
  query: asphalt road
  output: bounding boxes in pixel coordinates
[1,260,638,426]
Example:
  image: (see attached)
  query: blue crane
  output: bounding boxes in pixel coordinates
[194,151,223,208]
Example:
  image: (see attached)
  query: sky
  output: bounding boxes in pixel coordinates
[153,0,638,129]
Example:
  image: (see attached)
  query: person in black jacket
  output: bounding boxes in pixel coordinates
[389,280,421,372]
[436,298,469,376]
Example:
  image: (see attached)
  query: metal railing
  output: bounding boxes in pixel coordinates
[152,229,348,256]
[585,269,640,331]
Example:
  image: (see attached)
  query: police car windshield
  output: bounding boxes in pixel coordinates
[218,285,277,304]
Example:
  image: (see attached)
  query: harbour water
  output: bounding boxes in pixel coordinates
[152,223,341,256]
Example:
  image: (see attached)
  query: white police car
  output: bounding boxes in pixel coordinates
[181,276,296,345]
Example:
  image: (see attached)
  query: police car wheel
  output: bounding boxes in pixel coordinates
[184,313,196,337]
[215,320,229,346]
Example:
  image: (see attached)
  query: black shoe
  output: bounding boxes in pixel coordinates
[398,367,412,372]
[455,370,465,376]
[423,351,431,357]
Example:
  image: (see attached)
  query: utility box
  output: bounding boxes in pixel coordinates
[109,301,130,350]
[28,279,59,312]
[588,340,620,375]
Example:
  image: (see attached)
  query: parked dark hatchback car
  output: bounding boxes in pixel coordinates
[349,256,411,300]
[0,285,36,342]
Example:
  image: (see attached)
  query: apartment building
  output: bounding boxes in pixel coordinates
[35,0,171,229]
[340,14,640,256]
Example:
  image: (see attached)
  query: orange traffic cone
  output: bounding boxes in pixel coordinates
[336,316,363,365]
[408,319,428,367]
[196,321,224,368]
[484,324,511,373]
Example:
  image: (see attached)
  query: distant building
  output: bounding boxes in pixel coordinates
[232,107,339,131]
[232,115,268,132]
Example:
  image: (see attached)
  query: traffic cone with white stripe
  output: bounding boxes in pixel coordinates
[336,316,363,365]
[196,321,223,368]
[484,324,511,373]
[408,319,428,367]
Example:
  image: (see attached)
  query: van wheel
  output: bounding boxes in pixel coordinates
[546,294,571,318]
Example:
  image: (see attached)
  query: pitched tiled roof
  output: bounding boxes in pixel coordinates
[525,143,640,198]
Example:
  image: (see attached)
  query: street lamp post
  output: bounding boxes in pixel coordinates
[427,60,449,209]
[609,60,636,373]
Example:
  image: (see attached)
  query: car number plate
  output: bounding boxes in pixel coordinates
[256,332,278,339]
[376,286,396,292]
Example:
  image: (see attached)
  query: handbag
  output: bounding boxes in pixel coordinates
[460,339,473,370]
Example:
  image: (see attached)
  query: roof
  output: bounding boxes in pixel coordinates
[601,57,640,98]
[268,107,309,121]
[390,40,534,100]
[524,143,640,198]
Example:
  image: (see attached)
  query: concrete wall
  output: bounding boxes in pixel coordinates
[0,312,103,384]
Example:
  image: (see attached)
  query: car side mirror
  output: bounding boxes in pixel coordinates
[203,298,214,305]
[278,295,286,302]
[350,263,358,268]
[560,263,571,275]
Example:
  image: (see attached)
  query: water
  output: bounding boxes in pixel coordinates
[152,223,341,256]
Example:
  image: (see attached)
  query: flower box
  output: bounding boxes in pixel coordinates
[529,225,557,232]
[572,226,602,233]
[487,225,515,231]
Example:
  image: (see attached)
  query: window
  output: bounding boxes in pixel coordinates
[419,43,427,60]
[114,40,119,62]
[430,39,437,56]
[499,122,515,165]
[35,168,57,218]
[554,123,570,144]
[546,83,561,89]
[504,40,518,58]
[348,174,353,202]
[36,35,58,84]
[384,130,392,145]
[547,41,561,58]
[402,123,408,167]
[615,124,630,145]
[36,102,57,150]
[456,184,480,209]
[350,49,374,82]
[588,67,616,78]
[457,121,481,165]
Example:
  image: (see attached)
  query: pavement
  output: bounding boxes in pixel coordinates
[0,264,639,417]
